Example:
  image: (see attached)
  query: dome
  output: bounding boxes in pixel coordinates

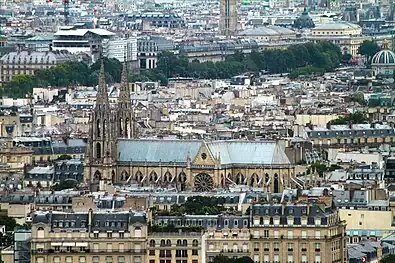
[293,7,315,29]
[372,40,395,65]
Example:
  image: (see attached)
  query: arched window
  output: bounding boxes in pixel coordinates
[103,119,107,139]
[166,239,171,246]
[134,226,141,237]
[274,174,279,193]
[96,142,101,159]
[119,117,123,136]
[125,118,130,138]
[96,119,100,136]
[177,240,182,246]
[192,240,198,247]
[37,227,45,238]
[149,240,155,247]
[164,172,171,182]
[160,240,165,247]
[182,240,187,246]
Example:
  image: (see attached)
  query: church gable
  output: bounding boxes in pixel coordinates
[192,142,217,166]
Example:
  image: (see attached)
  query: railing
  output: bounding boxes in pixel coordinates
[32,249,146,254]
[250,235,333,240]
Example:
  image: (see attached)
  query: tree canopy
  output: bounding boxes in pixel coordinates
[358,40,380,65]
[380,254,395,263]
[329,112,368,125]
[213,255,254,263]
[52,180,78,191]
[1,41,341,98]
[1,58,122,99]
[157,41,341,79]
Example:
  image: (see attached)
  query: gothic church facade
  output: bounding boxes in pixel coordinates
[84,61,295,192]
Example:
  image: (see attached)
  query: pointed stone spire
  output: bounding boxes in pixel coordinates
[96,59,109,109]
[118,60,131,107]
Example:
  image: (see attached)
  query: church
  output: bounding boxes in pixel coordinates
[84,61,295,192]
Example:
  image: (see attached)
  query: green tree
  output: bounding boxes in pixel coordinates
[342,53,353,61]
[52,180,77,191]
[0,215,17,231]
[56,154,72,161]
[330,112,368,125]
[380,254,395,263]
[213,255,254,263]
[358,40,380,65]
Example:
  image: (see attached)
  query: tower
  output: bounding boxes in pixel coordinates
[219,0,237,38]
[116,59,136,139]
[84,60,118,191]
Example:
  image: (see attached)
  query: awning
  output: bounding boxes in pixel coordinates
[51,243,62,246]
[62,242,75,246]
[76,242,88,247]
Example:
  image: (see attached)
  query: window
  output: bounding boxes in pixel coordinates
[119,232,124,239]
[192,250,198,256]
[287,230,293,239]
[107,232,112,239]
[106,256,113,263]
[315,231,321,239]
[192,240,198,247]
[150,250,155,255]
[93,243,99,253]
[118,256,125,263]
[263,230,269,238]
[94,232,99,239]
[66,257,73,263]
[301,231,307,239]
[287,243,293,251]
[119,243,124,252]
[79,257,86,263]
[315,243,321,251]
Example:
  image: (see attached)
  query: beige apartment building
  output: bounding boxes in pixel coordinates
[28,201,346,263]
[309,22,365,57]
[31,210,148,263]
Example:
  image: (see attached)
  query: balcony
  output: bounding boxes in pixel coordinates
[32,249,146,255]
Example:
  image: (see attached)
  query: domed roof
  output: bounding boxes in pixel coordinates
[293,7,315,29]
[372,40,395,65]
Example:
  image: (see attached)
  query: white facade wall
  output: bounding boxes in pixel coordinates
[103,37,138,62]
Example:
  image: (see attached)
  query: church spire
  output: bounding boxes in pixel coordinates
[96,59,109,109]
[118,59,131,108]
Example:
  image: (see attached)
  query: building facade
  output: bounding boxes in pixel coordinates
[31,210,147,263]
[84,61,295,193]
[0,51,75,84]
[308,22,365,57]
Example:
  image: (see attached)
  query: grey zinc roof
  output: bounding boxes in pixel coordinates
[118,139,201,163]
[207,141,291,165]
[314,22,360,30]
[117,139,291,166]
[238,25,295,36]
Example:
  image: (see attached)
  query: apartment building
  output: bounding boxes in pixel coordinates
[297,123,395,149]
[0,50,75,84]
[29,201,346,263]
[249,203,347,263]
[31,210,148,263]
